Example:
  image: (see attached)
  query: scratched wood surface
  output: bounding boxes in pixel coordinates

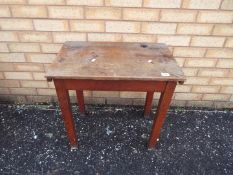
[45,41,186,82]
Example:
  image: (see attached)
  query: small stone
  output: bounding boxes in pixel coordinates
[45,133,53,138]
[91,58,96,62]
[148,59,152,63]
[141,134,147,139]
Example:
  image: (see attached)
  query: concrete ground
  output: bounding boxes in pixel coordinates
[0,104,232,175]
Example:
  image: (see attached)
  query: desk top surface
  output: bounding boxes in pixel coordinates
[45,41,185,82]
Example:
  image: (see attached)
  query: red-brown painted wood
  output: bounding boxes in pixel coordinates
[76,90,85,114]
[54,79,78,149]
[144,91,154,118]
[64,79,166,92]
[147,81,177,149]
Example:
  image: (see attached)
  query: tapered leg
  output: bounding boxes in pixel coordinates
[54,79,78,149]
[76,90,85,114]
[148,81,176,149]
[144,91,154,118]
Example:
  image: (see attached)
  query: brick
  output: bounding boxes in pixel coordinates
[88,33,121,42]
[48,82,55,88]
[70,20,104,32]
[216,59,233,68]
[68,90,91,97]
[177,24,213,35]
[154,93,162,100]
[132,98,157,106]
[198,69,228,77]
[120,92,146,98]
[185,58,217,68]
[0,63,14,71]
[211,78,233,85]
[52,32,86,43]
[206,49,233,58]
[107,98,132,105]
[175,85,192,92]
[186,101,213,108]
[221,86,233,94]
[160,10,197,22]
[157,36,190,46]
[4,72,33,80]
[123,8,159,21]
[203,94,230,101]
[0,95,27,103]
[192,86,220,93]
[170,100,186,107]
[106,0,142,7]
[122,34,156,43]
[174,93,202,100]
[20,80,48,88]
[221,0,233,10]
[85,97,105,105]
[66,0,103,6]
[213,24,233,36]
[225,38,233,48]
[0,53,25,62]
[41,44,62,53]
[0,43,9,52]
[34,20,69,32]
[182,68,198,76]
[174,57,186,67]
[18,32,52,42]
[0,19,33,30]
[182,0,221,9]
[28,0,64,5]
[173,47,206,57]
[0,31,18,42]
[86,7,121,20]
[185,77,209,85]
[0,80,20,87]
[32,72,46,80]
[0,6,10,17]
[14,63,44,72]
[10,88,37,95]
[228,70,233,77]
[191,37,225,47]
[11,5,47,18]
[213,101,233,108]
[37,88,56,96]
[142,22,176,34]
[0,0,26,4]
[93,91,119,98]
[197,11,233,24]
[48,6,83,19]
[26,53,57,63]
[26,95,57,103]
[106,21,140,33]
[0,88,10,94]
[0,72,4,79]
[144,0,181,8]
[8,43,40,53]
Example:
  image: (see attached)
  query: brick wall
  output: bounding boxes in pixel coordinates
[0,0,233,108]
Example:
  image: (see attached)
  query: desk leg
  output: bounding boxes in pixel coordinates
[148,81,176,149]
[54,79,78,149]
[76,90,85,114]
[144,91,154,118]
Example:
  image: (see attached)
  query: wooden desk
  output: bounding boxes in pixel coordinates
[45,41,185,149]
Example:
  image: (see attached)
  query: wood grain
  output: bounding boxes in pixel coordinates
[45,41,185,82]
